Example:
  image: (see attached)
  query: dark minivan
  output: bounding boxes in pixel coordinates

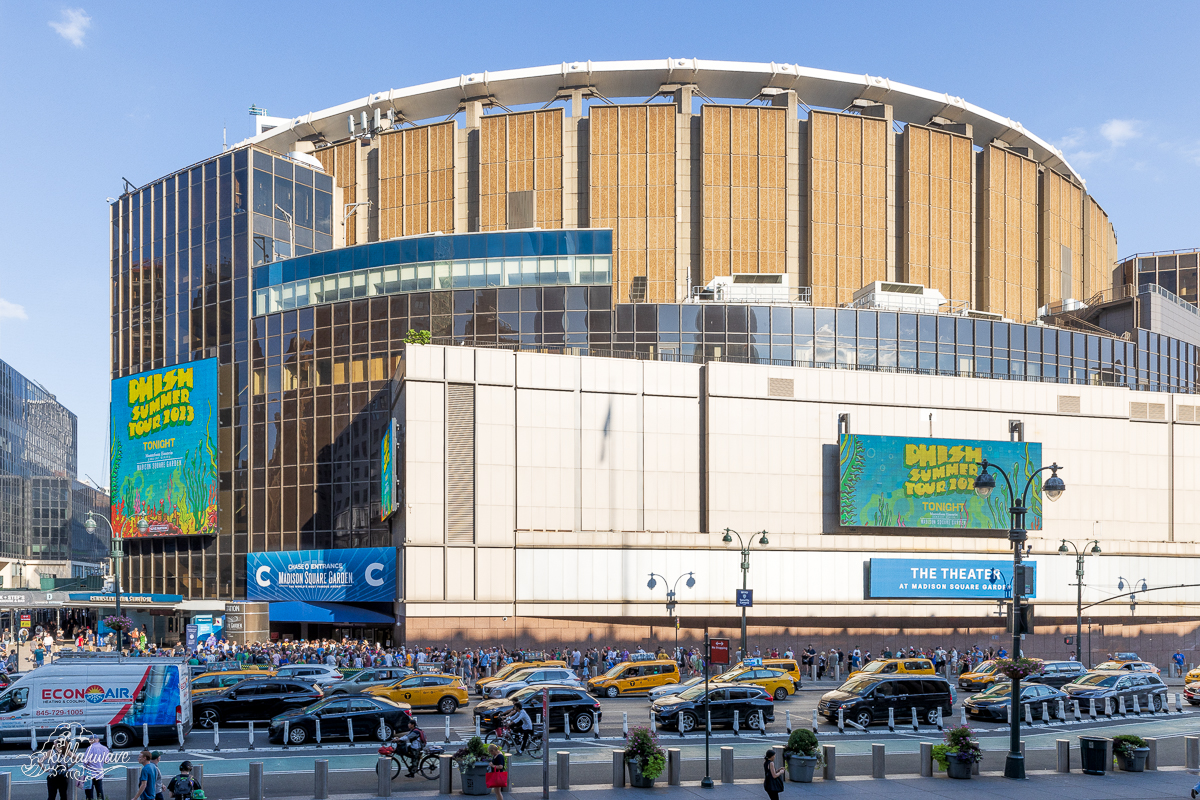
[1026,660,1087,689]
[817,675,954,728]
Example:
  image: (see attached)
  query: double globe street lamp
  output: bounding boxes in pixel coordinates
[1057,538,1101,666]
[721,528,768,658]
[973,458,1065,780]
[647,572,696,654]
[85,511,147,649]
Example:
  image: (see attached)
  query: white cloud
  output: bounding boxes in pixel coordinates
[1100,119,1141,148]
[0,299,27,320]
[49,8,91,47]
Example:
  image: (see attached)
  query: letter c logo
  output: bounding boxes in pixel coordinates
[365,563,384,587]
[255,566,272,587]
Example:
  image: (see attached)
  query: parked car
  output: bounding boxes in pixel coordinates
[648,677,704,702]
[964,681,1067,720]
[1062,670,1168,712]
[477,661,568,697]
[474,686,602,733]
[712,667,794,700]
[274,664,346,686]
[325,667,414,696]
[851,658,935,678]
[817,675,954,729]
[1026,660,1087,689]
[1183,682,1200,706]
[651,683,774,732]
[192,669,277,696]
[735,659,803,690]
[269,695,414,745]
[193,678,323,728]
[587,657,680,698]
[366,673,470,713]
[958,660,1002,691]
[1093,660,1159,674]
[485,667,582,698]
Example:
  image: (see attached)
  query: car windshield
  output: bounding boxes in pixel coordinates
[305,699,341,712]
[1094,661,1124,671]
[858,661,888,673]
[976,682,1016,698]
[678,685,709,701]
[838,677,878,694]
[973,661,998,674]
[505,670,538,682]
[603,664,631,678]
[1073,674,1119,687]
[510,687,544,704]
[714,670,745,681]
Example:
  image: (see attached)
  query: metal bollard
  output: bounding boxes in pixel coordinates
[837,707,844,734]
[0,772,9,800]
[959,705,966,728]
[593,712,600,740]
[475,716,481,737]
[720,746,734,783]
[315,718,322,747]
[622,712,628,738]
[283,720,290,749]
[1024,703,1033,726]
[1073,699,1080,721]
[811,709,818,733]
[1057,699,1065,722]
[1042,702,1050,724]
[29,728,35,752]
[822,744,836,780]
[1118,695,1127,716]
[811,664,817,684]
[444,715,451,743]
[919,742,933,777]
[142,723,149,748]
[375,756,391,797]
[437,754,453,794]
[1145,737,1157,770]
[910,707,917,732]
[213,722,220,752]
[612,750,625,787]
[785,710,792,733]
[936,707,943,732]
[668,748,681,785]
[1056,739,1070,772]
[1089,698,1097,719]
[648,711,654,735]
[732,710,739,735]
[250,762,264,800]
[872,743,885,778]
[888,707,895,732]
[348,717,354,744]
[177,722,186,752]
[1132,694,1141,715]
[192,765,203,784]
[315,760,329,800]
[556,751,570,790]
[248,721,255,750]
[1105,697,1113,717]
[106,724,112,749]
[126,766,139,800]
[1178,693,1185,713]
[1186,736,1199,770]
[1104,739,1112,768]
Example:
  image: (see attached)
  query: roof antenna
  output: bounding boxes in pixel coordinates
[223,123,228,151]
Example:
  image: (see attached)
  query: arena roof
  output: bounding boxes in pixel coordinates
[244,58,1083,185]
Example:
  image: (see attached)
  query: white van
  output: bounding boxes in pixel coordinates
[0,654,192,748]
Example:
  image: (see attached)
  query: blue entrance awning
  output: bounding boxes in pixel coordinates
[268,601,395,625]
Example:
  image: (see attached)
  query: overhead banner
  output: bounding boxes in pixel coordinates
[838,434,1044,530]
[380,419,397,521]
[247,547,397,603]
[867,558,1037,599]
[110,358,219,537]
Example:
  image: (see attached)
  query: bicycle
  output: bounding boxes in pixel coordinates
[483,724,544,759]
[378,742,444,780]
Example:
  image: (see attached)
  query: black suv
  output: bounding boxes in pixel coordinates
[475,686,602,733]
[818,675,954,728]
[193,677,323,727]
[1026,660,1087,689]
[1062,670,1168,712]
[651,683,775,733]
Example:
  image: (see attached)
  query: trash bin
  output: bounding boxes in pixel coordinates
[1079,736,1108,775]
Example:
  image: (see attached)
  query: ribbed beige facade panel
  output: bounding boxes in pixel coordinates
[902,125,973,307]
[589,104,677,303]
[978,145,1039,321]
[479,110,564,231]
[807,111,887,306]
[1039,168,1085,308]
[378,121,458,239]
[315,143,357,243]
[701,105,787,285]
[1084,195,1117,297]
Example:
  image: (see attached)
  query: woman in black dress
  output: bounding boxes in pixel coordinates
[486,743,507,800]
[763,749,785,800]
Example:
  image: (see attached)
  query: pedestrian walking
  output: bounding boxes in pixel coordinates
[763,749,785,800]
[41,738,71,800]
[486,743,508,800]
[81,736,110,800]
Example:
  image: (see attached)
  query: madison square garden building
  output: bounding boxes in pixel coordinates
[109,60,1200,660]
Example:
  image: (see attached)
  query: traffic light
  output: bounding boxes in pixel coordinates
[1008,604,1034,635]
[1013,564,1035,597]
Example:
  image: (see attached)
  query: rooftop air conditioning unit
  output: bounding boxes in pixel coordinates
[851,281,945,313]
[699,273,790,303]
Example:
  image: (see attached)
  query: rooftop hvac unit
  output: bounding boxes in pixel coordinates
[698,273,790,303]
[851,281,945,313]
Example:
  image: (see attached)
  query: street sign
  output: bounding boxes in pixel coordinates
[185,624,199,651]
[19,614,30,628]
[735,589,753,607]
[710,638,730,665]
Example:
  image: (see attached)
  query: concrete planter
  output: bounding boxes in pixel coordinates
[946,759,973,779]
[626,759,657,788]
[785,754,817,783]
[1116,747,1149,773]
[460,763,490,795]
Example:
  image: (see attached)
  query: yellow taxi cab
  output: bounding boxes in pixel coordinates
[587,656,680,698]
[476,660,568,697]
[957,660,1002,691]
[366,672,470,714]
[714,666,795,700]
[851,658,935,679]
[1185,666,1200,684]
[191,669,277,695]
[1094,659,1160,674]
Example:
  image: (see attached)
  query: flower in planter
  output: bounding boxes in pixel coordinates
[1112,734,1147,759]
[992,657,1045,681]
[624,727,666,780]
[102,615,135,633]
[453,736,489,769]
[932,725,983,770]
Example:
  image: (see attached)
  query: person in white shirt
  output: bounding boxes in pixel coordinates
[81,736,110,800]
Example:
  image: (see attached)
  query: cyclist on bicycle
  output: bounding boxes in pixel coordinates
[395,723,427,777]
[503,701,534,753]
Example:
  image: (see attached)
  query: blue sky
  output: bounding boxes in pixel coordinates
[1,0,1197,484]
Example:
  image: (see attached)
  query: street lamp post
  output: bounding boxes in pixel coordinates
[647,572,696,655]
[85,511,146,650]
[1118,576,1149,615]
[974,458,1065,780]
[720,528,768,658]
[1057,538,1101,666]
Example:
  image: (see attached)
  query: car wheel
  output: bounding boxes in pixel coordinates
[853,709,873,729]
[109,726,134,749]
[288,725,309,745]
[925,708,940,725]
[605,686,619,698]
[747,710,765,731]
[375,722,394,741]
[573,713,593,732]
[1152,694,1163,712]
[438,697,458,714]
[773,687,787,701]
[678,712,697,733]
[197,708,222,729]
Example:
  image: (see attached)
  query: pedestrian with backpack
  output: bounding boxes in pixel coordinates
[167,762,201,800]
